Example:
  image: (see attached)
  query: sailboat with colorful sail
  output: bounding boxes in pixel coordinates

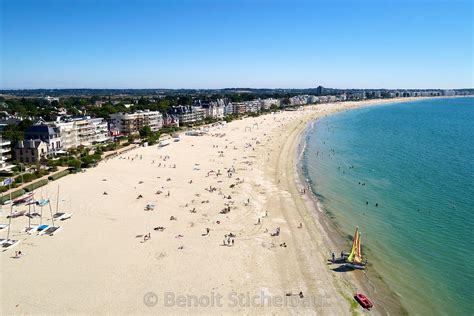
[345,226,367,269]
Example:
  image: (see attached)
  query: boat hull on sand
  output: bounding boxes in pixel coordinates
[354,293,373,309]
[344,262,366,270]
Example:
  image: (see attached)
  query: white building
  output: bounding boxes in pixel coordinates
[203,104,224,119]
[44,96,59,103]
[336,94,347,102]
[443,90,455,96]
[224,102,235,116]
[245,100,261,113]
[56,116,110,149]
[169,106,205,125]
[288,95,320,106]
[109,110,163,135]
[0,137,12,170]
[260,98,281,110]
[308,95,318,104]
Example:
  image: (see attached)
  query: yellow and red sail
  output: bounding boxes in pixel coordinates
[347,227,359,263]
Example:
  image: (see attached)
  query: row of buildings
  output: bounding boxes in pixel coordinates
[0,97,278,167]
[0,90,462,168]
[11,117,109,165]
[108,98,283,129]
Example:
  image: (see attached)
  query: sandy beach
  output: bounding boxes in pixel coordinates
[0,97,428,314]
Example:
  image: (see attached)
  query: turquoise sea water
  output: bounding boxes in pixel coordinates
[302,98,474,315]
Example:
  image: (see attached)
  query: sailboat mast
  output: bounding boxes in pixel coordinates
[56,186,60,213]
[49,201,55,227]
[6,181,13,240]
[357,234,361,258]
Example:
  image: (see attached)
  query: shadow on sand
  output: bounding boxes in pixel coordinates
[331,265,355,273]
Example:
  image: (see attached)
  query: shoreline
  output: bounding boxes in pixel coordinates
[0,96,449,314]
[291,96,467,314]
[295,115,403,315]
[289,98,426,315]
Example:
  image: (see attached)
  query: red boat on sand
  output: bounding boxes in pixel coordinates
[13,192,34,205]
[354,293,373,309]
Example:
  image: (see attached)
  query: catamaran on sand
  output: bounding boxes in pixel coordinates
[12,192,34,205]
[345,226,367,269]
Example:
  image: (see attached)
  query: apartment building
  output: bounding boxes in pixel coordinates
[109,110,163,135]
[56,116,110,149]
[168,106,205,125]
[232,103,248,115]
[224,102,235,116]
[260,98,281,110]
[0,137,12,170]
[201,102,224,119]
[244,100,261,113]
[162,113,180,127]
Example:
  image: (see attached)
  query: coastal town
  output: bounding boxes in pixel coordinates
[0,88,472,315]
[0,95,434,314]
[0,87,469,175]
[2,0,472,313]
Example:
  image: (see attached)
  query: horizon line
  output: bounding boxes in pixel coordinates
[1,87,472,91]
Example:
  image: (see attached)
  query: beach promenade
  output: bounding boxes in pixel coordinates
[0,98,426,314]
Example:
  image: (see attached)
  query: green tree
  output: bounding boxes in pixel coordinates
[139,126,152,138]
[127,135,136,144]
[67,159,82,170]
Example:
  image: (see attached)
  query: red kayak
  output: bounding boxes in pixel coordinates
[354,293,373,309]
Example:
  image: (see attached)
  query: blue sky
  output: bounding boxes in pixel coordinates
[1,0,472,89]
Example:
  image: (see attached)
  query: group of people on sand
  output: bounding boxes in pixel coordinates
[227,167,236,177]
[205,185,217,192]
[122,154,143,162]
[220,206,231,214]
[125,117,303,259]
[156,162,176,168]
[207,169,223,177]
[223,233,236,246]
